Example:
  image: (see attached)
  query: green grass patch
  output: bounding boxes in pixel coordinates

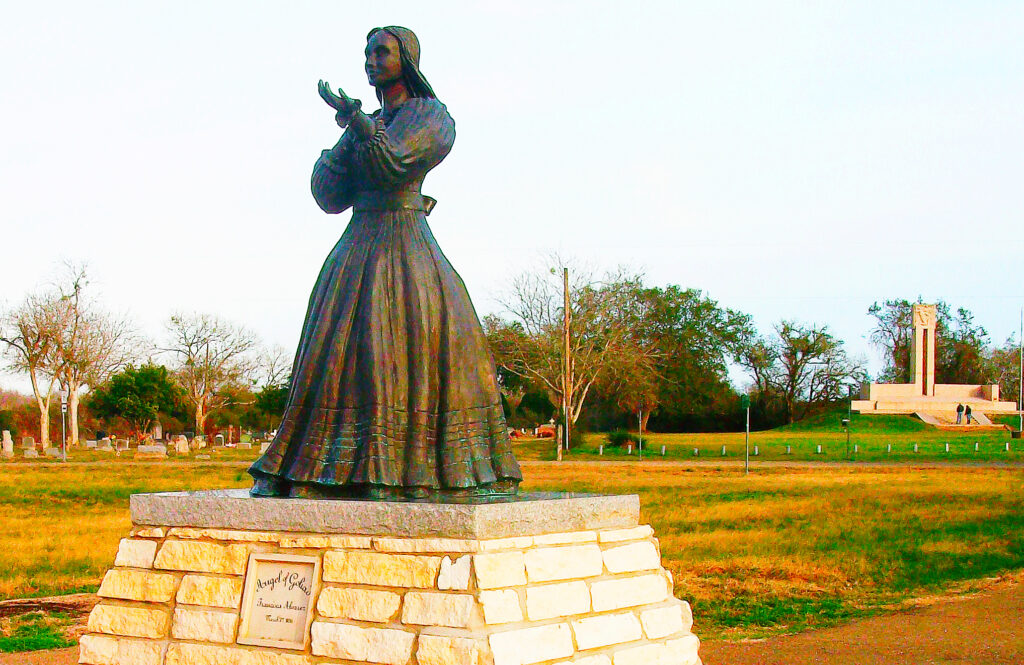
[0,611,75,653]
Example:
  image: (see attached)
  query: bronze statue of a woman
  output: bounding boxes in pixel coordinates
[249,26,521,500]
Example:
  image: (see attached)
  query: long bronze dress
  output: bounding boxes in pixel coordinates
[249,97,521,495]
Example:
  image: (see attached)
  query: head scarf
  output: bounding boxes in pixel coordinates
[366,26,437,101]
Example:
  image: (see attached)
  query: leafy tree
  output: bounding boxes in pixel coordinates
[162,313,259,435]
[989,337,1021,409]
[739,321,866,424]
[485,257,652,444]
[89,364,183,441]
[868,299,992,385]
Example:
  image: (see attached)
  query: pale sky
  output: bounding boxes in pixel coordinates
[2,1,1023,392]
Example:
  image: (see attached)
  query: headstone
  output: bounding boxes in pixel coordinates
[626,444,632,455]
[174,436,190,455]
[137,444,168,460]
[1005,442,1010,452]
[44,447,62,458]
[815,444,823,454]
[853,444,859,454]
[97,441,113,452]
[721,445,727,456]
[913,443,919,453]
[1,430,13,459]
[785,445,792,455]
[116,439,129,451]
[21,436,35,449]
[260,441,271,455]
[974,441,979,452]
[887,443,892,453]
[196,454,211,460]
[693,447,699,456]
[214,434,225,446]
[151,422,163,441]
[944,442,950,453]
[753,446,759,456]
[85,440,97,449]
[237,441,252,450]
[194,436,207,450]
[23,449,39,458]
[598,445,603,456]
[238,554,318,649]
[660,445,666,456]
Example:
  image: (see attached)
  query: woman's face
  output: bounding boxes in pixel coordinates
[365,32,403,88]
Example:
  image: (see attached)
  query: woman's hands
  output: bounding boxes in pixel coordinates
[318,80,362,128]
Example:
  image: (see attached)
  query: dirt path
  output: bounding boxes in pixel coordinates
[3,583,1020,665]
[701,582,1023,664]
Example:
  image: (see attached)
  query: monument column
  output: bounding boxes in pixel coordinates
[911,304,937,397]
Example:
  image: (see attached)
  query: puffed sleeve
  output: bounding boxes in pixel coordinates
[311,133,358,214]
[352,98,455,188]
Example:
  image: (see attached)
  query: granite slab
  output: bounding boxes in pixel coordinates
[129,490,639,539]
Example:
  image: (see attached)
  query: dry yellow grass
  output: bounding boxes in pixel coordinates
[0,460,1020,639]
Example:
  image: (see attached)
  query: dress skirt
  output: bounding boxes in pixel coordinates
[249,205,521,490]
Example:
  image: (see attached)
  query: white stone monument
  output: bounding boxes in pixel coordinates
[174,436,190,455]
[80,493,701,665]
[1,430,13,459]
[853,304,1017,421]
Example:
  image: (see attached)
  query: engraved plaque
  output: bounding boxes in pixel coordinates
[238,553,320,650]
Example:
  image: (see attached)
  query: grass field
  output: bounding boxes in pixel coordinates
[512,412,1024,463]
[0,454,1021,643]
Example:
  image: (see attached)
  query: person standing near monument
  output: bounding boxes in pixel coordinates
[956,403,964,424]
[249,26,521,500]
[964,404,973,425]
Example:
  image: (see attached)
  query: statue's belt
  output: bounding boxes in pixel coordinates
[354,190,437,215]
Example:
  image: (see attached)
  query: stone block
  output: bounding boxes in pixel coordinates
[480,536,534,551]
[571,611,643,650]
[316,587,400,622]
[154,540,251,574]
[479,589,523,624]
[131,526,166,538]
[168,527,278,542]
[524,544,603,583]
[23,449,38,458]
[113,538,157,568]
[598,525,654,543]
[417,634,484,665]
[525,580,590,620]
[591,573,670,612]
[374,536,479,553]
[533,530,597,545]
[554,657,612,665]
[279,534,372,549]
[171,607,238,643]
[322,551,441,588]
[78,634,166,665]
[640,604,685,639]
[165,642,314,665]
[489,623,575,665]
[129,489,639,539]
[474,551,527,589]
[87,604,170,639]
[666,633,701,665]
[438,554,472,590]
[176,574,243,608]
[97,569,178,603]
[310,621,415,665]
[612,643,669,665]
[401,591,476,627]
[602,541,661,574]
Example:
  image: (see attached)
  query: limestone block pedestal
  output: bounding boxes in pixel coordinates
[80,490,701,665]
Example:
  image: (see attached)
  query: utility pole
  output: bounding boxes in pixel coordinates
[59,389,68,463]
[562,267,571,457]
[741,394,750,474]
[638,409,643,461]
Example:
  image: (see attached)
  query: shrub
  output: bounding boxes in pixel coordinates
[606,429,640,448]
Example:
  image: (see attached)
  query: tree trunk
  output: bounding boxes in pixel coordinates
[641,410,652,432]
[194,398,207,438]
[69,388,81,447]
[37,399,50,448]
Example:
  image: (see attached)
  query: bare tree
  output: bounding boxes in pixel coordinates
[254,344,292,388]
[486,257,651,435]
[50,266,138,446]
[163,313,259,435]
[0,291,63,447]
